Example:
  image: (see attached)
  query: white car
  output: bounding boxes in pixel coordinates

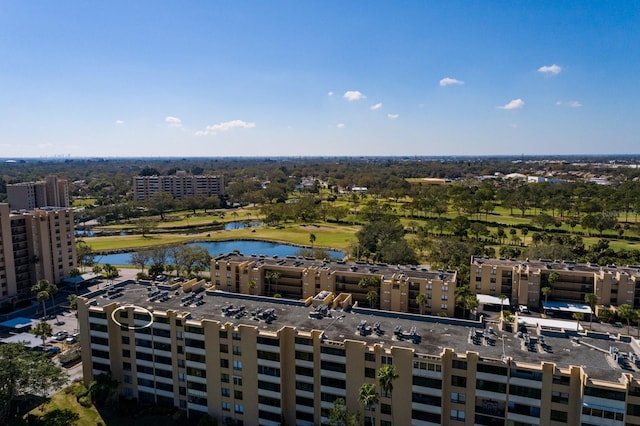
[53,331,69,341]
[518,305,530,314]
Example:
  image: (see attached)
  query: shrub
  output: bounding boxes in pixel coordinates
[78,395,92,407]
[75,384,89,400]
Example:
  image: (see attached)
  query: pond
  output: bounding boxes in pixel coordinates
[95,240,344,265]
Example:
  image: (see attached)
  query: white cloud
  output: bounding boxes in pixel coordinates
[556,100,582,108]
[370,102,382,110]
[439,77,464,87]
[498,99,525,110]
[327,91,334,97]
[336,123,345,128]
[115,120,124,125]
[343,90,366,101]
[195,119,256,136]
[387,113,399,119]
[165,116,182,127]
[538,64,562,75]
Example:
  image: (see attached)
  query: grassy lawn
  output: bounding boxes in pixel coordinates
[83,222,358,253]
[26,382,105,426]
[25,382,187,426]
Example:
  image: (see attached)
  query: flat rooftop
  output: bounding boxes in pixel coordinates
[88,281,640,382]
[472,256,640,277]
[215,253,457,282]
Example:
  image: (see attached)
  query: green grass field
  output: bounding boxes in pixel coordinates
[83,222,359,253]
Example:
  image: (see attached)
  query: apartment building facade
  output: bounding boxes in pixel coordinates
[0,204,76,307]
[212,254,458,317]
[133,173,225,201]
[79,279,640,426]
[471,256,640,310]
[7,175,70,210]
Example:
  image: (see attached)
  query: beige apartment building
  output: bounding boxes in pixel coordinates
[212,254,458,317]
[79,276,640,426]
[471,256,640,310]
[7,175,70,210]
[133,173,225,201]
[0,204,76,307]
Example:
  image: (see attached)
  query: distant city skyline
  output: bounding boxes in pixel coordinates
[0,2,638,157]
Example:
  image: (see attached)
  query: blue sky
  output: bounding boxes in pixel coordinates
[0,1,638,157]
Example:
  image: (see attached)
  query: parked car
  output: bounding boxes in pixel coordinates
[518,305,530,314]
[53,330,69,341]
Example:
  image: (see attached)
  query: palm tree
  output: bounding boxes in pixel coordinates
[265,271,281,297]
[32,279,53,318]
[248,278,257,295]
[32,320,53,348]
[416,293,428,315]
[377,365,399,423]
[618,304,634,335]
[465,294,479,319]
[358,383,379,425]
[584,293,598,329]
[498,294,507,319]
[541,286,552,306]
[309,233,316,249]
[547,271,560,287]
[455,285,472,318]
[366,290,378,309]
[572,312,584,331]
[69,267,82,294]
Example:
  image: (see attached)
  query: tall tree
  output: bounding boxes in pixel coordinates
[0,343,68,420]
[455,285,472,318]
[584,293,598,329]
[69,267,82,294]
[416,293,428,315]
[366,290,378,309]
[618,304,634,335]
[572,312,584,331]
[359,383,379,424]
[377,364,399,423]
[32,279,54,318]
[265,271,281,297]
[32,320,53,348]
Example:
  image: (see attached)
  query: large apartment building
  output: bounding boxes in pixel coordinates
[79,275,640,426]
[0,203,76,308]
[7,175,70,210]
[471,256,640,310]
[133,172,224,201]
[212,254,458,316]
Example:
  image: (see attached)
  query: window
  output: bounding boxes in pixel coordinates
[551,391,569,404]
[450,409,465,421]
[221,388,230,397]
[222,402,231,411]
[233,360,243,371]
[234,390,243,400]
[220,343,228,353]
[441,303,448,309]
[221,373,229,383]
[220,359,229,368]
[234,404,244,414]
[233,376,243,386]
[232,332,241,341]
[451,392,465,403]
[233,345,242,356]
[381,355,392,365]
